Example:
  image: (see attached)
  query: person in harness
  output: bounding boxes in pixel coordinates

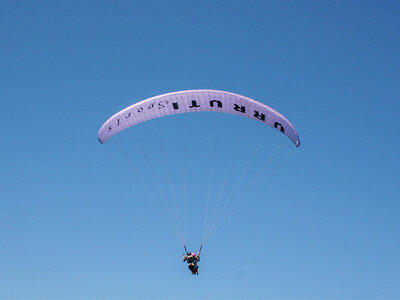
[183,249,200,275]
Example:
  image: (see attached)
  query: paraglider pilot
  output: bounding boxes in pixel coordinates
[183,248,200,275]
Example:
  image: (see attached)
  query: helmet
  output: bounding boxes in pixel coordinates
[191,252,196,256]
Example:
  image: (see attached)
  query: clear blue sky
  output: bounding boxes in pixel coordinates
[1,1,399,299]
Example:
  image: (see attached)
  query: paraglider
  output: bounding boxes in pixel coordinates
[98,90,300,275]
[183,245,201,275]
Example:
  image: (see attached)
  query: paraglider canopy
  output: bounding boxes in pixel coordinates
[98,90,300,147]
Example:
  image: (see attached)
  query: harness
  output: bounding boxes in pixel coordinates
[187,255,195,264]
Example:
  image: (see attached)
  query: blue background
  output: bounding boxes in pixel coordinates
[1,1,399,299]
